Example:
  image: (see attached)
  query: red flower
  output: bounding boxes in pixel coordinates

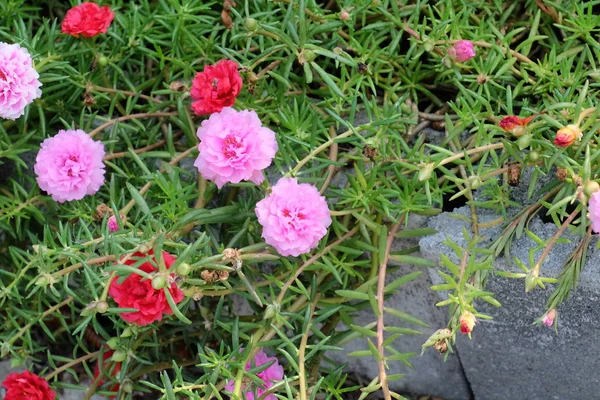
[190,60,242,115]
[94,349,122,398]
[108,251,184,326]
[2,370,56,400]
[498,115,538,136]
[554,124,581,148]
[62,2,115,38]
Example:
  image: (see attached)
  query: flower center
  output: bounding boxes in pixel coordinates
[283,209,306,224]
[212,78,219,91]
[65,155,81,177]
[0,68,6,81]
[222,136,242,158]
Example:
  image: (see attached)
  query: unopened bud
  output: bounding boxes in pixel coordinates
[35,276,49,287]
[122,380,134,393]
[111,350,127,362]
[96,301,109,314]
[517,133,532,150]
[554,124,582,148]
[120,327,133,338]
[528,150,540,163]
[418,163,435,182]
[106,338,119,350]
[264,303,280,320]
[542,309,557,327]
[339,10,350,21]
[176,262,191,276]
[525,269,538,292]
[298,49,316,65]
[98,56,109,67]
[423,40,434,52]
[244,17,258,31]
[467,175,482,189]
[151,275,167,290]
[584,181,600,196]
[459,312,476,334]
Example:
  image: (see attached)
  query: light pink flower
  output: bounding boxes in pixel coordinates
[225,349,284,400]
[542,309,557,327]
[255,178,332,257]
[0,42,42,120]
[194,107,277,189]
[34,129,105,203]
[447,40,476,62]
[589,191,600,233]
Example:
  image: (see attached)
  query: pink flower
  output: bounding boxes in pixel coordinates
[0,42,42,120]
[34,129,105,203]
[225,349,284,400]
[194,107,277,189]
[447,40,476,62]
[589,191,600,233]
[107,214,125,232]
[542,309,557,327]
[255,178,332,257]
[109,251,184,326]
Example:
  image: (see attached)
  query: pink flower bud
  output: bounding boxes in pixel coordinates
[447,40,476,62]
[542,309,557,327]
[340,10,350,21]
[554,124,581,148]
[107,214,125,232]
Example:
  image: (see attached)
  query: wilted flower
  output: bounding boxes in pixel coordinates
[498,115,538,136]
[34,129,106,203]
[542,309,557,327]
[0,42,42,120]
[225,349,284,400]
[61,2,115,37]
[2,370,56,400]
[554,124,581,148]
[190,60,242,115]
[255,178,332,257]
[447,40,476,62]
[194,107,277,188]
[109,251,184,326]
[459,311,476,334]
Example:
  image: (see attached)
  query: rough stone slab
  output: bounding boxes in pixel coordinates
[325,216,471,400]
[420,205,600,400]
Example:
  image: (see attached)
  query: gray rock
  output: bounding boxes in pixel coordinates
[420,205,600,400]
[326,215,471,400]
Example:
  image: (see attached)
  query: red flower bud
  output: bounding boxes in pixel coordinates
[554,125,581,148]
[498,114,539,136]
[459,311,476,334]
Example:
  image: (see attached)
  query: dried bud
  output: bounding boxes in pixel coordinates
[201,269,229,284]
[222,248,241,261]
[94,204,113,221]
[246,71,259,85]
[556,167,568,181]
[434,339,448,354]
[507,163,521,187]
[357,62,368,74]
[476,73,489,84]
[362,145,377,160]
[585,181,600,196]
[542,309,557,327]
[418,163,435,182]
[83,92,96,107]
[554,124,582,148]
[169,81,187,92]
[459,312,476,334]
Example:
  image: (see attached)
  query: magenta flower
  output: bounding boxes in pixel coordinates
[107,215,125,232]
[34,129,105,203]
[447,40,476,62]
[194,107,277,188]
[0,42,42,120]
[255,178,332,257]
[225,349,284,400]
[589,191,600,233]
